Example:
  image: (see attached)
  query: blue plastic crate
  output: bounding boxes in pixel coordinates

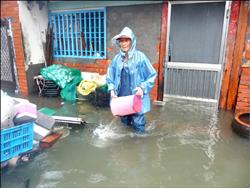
[1,122,34,162]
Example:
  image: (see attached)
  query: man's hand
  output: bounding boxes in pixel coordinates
[110,90,117,99]
[135,87,143,97]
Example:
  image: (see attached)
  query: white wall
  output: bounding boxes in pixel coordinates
[18,1,48,68]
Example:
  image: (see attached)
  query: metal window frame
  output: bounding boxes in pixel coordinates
[49,8,106,59]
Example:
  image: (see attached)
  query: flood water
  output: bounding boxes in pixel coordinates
[1,96,250,188]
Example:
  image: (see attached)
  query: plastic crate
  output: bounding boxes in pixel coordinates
[1,122,34,162]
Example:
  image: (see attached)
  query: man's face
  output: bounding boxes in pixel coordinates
[118,38,131,52]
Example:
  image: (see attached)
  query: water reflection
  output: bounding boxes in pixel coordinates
[87,98,223,185]
[1,97,250,188]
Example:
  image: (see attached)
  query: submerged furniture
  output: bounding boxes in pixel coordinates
[38,107,85,125]
[34,111,55,141]
[231,112,250,138]
[1,122,34,162]
[34,75,60,97]
[52,116,85,125]
[38,107,57,117]
[13,102,37,125]
[40,132,62,148]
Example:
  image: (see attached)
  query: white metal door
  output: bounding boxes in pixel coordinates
[164,1,231,103]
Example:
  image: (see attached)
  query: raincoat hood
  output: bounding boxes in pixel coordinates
[112,27,136,59]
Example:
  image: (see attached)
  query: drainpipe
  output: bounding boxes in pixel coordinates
[157,1,168,102]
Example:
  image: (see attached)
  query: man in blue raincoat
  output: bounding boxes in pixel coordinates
[106,27,157,133]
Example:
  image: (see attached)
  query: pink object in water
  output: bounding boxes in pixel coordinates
[14,102,37,117]
[110,95,142,116]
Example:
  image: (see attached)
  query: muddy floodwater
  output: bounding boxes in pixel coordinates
[1,96,250,188]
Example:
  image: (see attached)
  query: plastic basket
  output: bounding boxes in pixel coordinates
[1,122,34,162]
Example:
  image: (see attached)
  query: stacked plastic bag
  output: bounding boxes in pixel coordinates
[39,65,110,105]
[76,72,110,107]
[40,64,82,101]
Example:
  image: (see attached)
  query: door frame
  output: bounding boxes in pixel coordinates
[164,1,231,103]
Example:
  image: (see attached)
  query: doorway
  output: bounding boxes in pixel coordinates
[164,1,230,103]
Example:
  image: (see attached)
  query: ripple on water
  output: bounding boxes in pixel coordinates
[91,118,169,148]
[88,173,107,183]
[37,171,64,188]
[42,171,64,180]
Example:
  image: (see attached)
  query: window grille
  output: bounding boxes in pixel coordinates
[49,8,106,59]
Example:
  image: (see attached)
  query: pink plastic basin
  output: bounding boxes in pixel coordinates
[14,102,37,117]
[110,95,142,116]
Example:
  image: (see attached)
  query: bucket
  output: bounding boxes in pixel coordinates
[110,95,142,116]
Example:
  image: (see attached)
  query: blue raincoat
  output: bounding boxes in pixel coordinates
[106,27,157,114]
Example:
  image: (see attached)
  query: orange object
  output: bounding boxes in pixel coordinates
[40,133,62,148]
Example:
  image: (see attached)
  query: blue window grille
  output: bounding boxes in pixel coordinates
[49,8,106,59]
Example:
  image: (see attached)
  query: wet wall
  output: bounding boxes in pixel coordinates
[18,1,49,93]
[107,3,162,64]
[21,2,162,94]
[54,3,162,65]
[18,1,48,66]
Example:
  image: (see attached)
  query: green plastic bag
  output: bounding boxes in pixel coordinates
[40,64,81,89]
[60,76,82,102]
[40,64,82,102]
